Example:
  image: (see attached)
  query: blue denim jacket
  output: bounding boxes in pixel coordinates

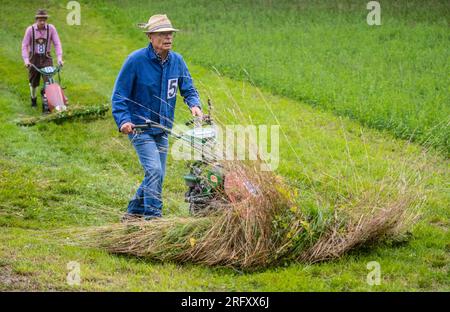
[111,43,201,134]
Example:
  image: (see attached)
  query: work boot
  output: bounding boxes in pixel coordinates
[144,215,161,221]
[120,213,144,223]
[31,97,37,108]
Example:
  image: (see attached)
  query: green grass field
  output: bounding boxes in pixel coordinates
[0,0,448,291]
[98,0,450,153]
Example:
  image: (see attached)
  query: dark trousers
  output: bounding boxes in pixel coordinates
[28,54,53,88]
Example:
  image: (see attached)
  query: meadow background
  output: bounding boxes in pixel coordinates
[0,0,448,291]
[103,0,450,153]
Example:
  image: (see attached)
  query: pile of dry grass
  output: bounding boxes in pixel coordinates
[77,160,422,270]
[299,196,419,263]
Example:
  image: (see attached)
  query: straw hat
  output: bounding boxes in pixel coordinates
[35,9,49,19]
[139,14,179,33]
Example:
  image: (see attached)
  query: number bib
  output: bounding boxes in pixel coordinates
[167,78,178,99]
[35,38,47,55]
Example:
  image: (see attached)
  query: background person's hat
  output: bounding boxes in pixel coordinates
[35,9,49,18]
[139,14,179,33]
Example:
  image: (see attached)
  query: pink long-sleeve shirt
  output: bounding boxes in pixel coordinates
[21,23,62,63]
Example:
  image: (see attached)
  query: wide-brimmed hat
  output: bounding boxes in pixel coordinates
[139,14,179,33]
[35,9,49,19]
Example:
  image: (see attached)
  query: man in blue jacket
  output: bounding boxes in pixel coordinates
[112,14,202,221]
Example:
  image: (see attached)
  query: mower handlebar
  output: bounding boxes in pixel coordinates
[132,120,181,138]
[132,113,213,138]
[29,63,62,75]
[132,120,166,131]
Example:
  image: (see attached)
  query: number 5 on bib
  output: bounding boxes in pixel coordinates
[167,78,178,99]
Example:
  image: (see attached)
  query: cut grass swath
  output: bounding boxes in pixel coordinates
[16,104,109,127]
[77,160,422,270]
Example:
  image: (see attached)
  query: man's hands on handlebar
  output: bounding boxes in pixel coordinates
[25,61,64,69]
[120,106,203,135]
[191,106,203,117]
[120,122,135,134]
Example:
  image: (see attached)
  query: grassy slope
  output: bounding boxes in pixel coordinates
[100,0,450,152]
[0,0,448,291]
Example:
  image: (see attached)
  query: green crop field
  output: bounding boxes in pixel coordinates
[0,0,448,291]
[98,0,450,153]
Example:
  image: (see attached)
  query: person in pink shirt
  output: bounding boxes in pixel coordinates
[21,9,64,112]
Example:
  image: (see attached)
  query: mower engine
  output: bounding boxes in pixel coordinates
[182,124,226,215]
[182,100,260,215]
